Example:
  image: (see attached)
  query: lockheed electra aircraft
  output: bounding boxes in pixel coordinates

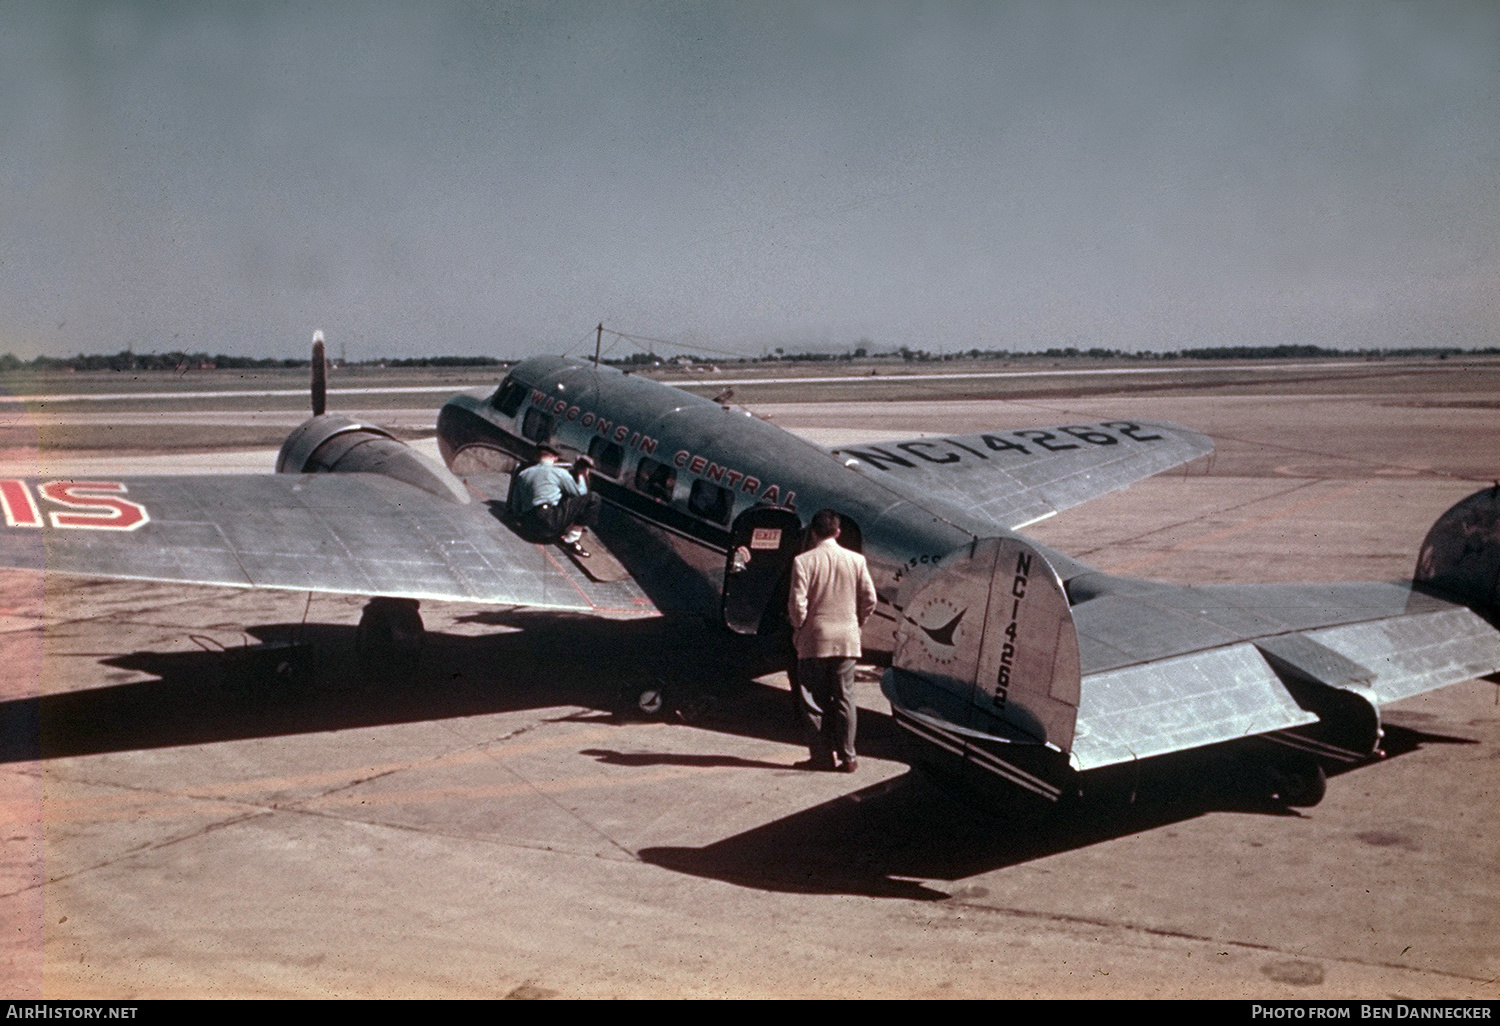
[5,346,1500,809]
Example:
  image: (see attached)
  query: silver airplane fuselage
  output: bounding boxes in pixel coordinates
[434,355,1083,654]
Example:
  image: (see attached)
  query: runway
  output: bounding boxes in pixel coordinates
[1,367,1497,998]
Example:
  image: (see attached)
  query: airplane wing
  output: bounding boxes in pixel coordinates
[0,474,654,614]
[830,419,1213,530]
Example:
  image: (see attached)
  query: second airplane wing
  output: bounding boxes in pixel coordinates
[830,419,1213,532]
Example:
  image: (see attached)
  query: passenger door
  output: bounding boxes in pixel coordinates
[721,507,804,635]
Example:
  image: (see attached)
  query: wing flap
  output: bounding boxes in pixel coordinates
[0,474,654,614]
[831,420,1212,532]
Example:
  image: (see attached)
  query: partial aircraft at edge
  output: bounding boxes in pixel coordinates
[4,339,1500,810]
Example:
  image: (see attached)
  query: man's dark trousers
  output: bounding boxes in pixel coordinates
[525,491,601,539]
[796,656,857,766]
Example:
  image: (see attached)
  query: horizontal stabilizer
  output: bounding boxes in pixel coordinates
[893,557,1500,776]
[1068,604,1500,771]
[1069,644,1318,770]
[1301,606,1500,705]
[1253,632,1375,691]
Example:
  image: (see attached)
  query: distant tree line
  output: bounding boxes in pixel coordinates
[0,350,505,373]
[379,356,505,368]
[850,343,1500,362]
[3,344,1497,375]
[614,342,1500,366]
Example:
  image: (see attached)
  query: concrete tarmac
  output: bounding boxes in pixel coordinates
[1,381,1498,998]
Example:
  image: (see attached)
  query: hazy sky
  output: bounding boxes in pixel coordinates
[2,1,1497,360]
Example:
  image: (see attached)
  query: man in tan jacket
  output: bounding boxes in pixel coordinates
[788,509,878,772]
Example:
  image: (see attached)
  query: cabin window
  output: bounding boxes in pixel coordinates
[492,378,528,417]
[634,457,676,503]
[688,480,733,525]
[588,437,625,479]
[521,407,553,444]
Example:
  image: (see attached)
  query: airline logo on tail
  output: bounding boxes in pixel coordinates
[905,596,971,666]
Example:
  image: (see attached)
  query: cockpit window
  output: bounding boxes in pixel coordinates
[492,377,528,417]
[634,457,676,503]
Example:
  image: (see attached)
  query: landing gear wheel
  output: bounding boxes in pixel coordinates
[1267,760,1327,807]
[356,598,424,677]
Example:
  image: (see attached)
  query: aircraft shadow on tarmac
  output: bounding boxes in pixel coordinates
[0,612,900,765]
[0,613,1475,899]
[636,718,1473,900]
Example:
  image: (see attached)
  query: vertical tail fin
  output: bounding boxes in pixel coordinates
[888,536,1080,752]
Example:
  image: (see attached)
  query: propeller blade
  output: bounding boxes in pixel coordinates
[311,330,327,416]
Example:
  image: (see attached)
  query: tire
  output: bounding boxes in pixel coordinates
[1268,760,1327,807]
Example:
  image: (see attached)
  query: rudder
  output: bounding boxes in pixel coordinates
[887,536,1080,752]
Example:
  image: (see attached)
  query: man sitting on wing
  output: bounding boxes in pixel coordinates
[509,447,600,557]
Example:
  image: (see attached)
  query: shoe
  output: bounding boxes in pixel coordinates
[565,539,590,558]
[837,758,859,773]
[793,757,836,771]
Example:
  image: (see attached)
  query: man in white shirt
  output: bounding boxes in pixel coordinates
[788,509,878,772]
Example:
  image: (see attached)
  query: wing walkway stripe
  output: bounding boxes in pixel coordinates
[894,710,1061,799]
[1264,731,1363,763]
[965,745,1063,799]
[893,713,965,756]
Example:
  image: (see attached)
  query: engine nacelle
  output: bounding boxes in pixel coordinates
[1416,484,1500,621]
[276,415,470,504]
